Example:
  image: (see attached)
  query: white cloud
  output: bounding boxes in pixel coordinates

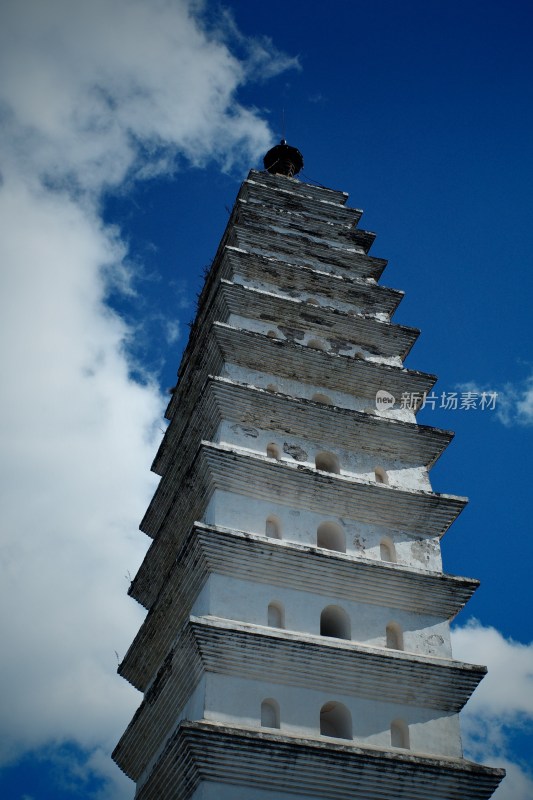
[457,377,533,426]
[165,319,181,345]
[516,375,533,425]
[489,377,533,427]
[0,175,161,769]
[452,621,533,800]
[0,0,297,796]
[215,6,301,82]
[0,0,294,191]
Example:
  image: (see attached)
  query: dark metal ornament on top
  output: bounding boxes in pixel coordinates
[263,140,304,177]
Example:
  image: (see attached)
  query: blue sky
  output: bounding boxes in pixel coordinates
[0,1,532,798]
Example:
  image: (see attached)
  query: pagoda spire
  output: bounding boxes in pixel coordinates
[263,138,304,177]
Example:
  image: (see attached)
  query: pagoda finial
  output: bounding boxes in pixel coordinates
[263,139,304,178]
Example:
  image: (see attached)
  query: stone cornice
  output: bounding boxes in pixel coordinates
[155,376,452,477]
[120,523,478,693]
[216,322,435,396]
[247,169,352,206]
[240,178,362,228]
[230,220,380,277]
[131,721,505,800]
[235,195,369,250]
[132,443,466,609]
[235,197,378,256]
[191,615,485,710]
[221,245,402,313]
[143,442,466,539]
[167,321,436,423]
[215,279,417,357]
[166,245,405,420]
[114,615,486,782]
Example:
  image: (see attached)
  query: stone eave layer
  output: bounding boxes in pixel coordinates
[216,279,417,357]
[239,173,381,263]
[248,169,351,206]
[168,322,437,425]
[114,616,485,781]
[239,179,362,228]
[131,721,505,800]
[216,322,434,396]
[192,616,485,712]
[221,246,402,314]
[143,441,466,539]
[155,377,452,476]
[222,279,414,358]
[167,245,406,420]
[133,444,466,608]
[232,201,378,261]
[120,523,478,692]
[235,198,375,254]
[230,221,380,278]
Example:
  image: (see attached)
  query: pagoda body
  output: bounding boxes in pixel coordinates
[113,161,504,799]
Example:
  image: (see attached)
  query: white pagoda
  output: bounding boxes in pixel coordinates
[113,142,504,800]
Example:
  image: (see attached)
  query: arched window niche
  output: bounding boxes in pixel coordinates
[374,467,388,485]
[311,392,333,406]
[267,601,285,629]
[266,442,281,460]
[317,521,345,553]
[386,621,404,651]
[308,337,328,351]
[320,701,352,740]
[390,718,410,749]
[265,515,281,539]
[320,605,351,640]
[380,537,396,563]
[315,451,340,474]
[261,698,280,729]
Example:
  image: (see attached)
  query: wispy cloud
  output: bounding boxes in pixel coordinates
[0,0,295,193]
[214,6,301,83]
[504,375,533,426]
[457,376,533,426]
[0,0,297,796]
[452,621,533,799]
[165,319,181,345]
